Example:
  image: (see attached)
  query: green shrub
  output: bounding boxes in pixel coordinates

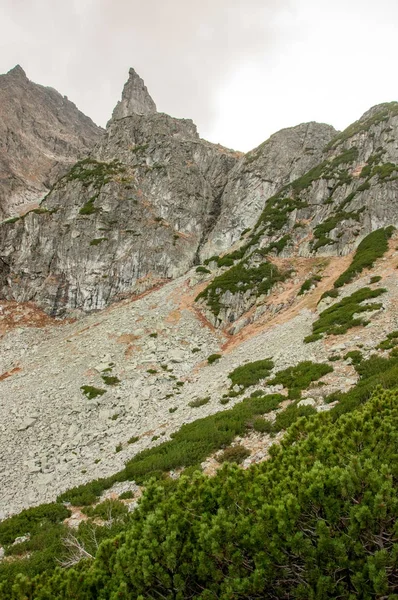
[79,194,99,215]
[333,227,394,288]
[196,255,290,317]
[298,275,322,295]
[80,385,106,399]
[307,287,386,340]
[228,358,274,390]
[195,266,211,274]
[377,330,398,350]
[268,361,333,399]
[344,350,363,364]
[0,504,70,547]
[252,417,273,433]
[272,402,317,432]
[320,288,339,300]
[370,275,382,283]
[115,443,123,453]
[207,353,221,364]
[101,375,120,386]
[82,499,128,520]
[6,385,398,599]
[169,407,178,413]
[128,436,139,444]
[188,397,210,408]
[217,445,250,464]
[119,490,134,500]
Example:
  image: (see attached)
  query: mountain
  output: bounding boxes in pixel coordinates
[0,65,102,219]
[1,67,398,599]
[0,68,337,315]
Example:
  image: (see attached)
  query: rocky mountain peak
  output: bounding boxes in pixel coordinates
[110,67,157,122]
[0,66,102,219]
[6,64,27,80]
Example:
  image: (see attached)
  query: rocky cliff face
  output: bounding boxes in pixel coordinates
[200,121,337,259]
[196,102,398,327]
[0,65,102,219]
[111,68,157,120]
[0,98,239,314]
[1,67,398,321]
[0,68,338,315]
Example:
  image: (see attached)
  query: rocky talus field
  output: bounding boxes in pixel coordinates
[1,67,398,598]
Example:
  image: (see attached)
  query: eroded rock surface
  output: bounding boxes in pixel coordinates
[0,65,102,219]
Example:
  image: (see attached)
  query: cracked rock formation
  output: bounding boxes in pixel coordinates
[111,67,157,120]
[0,65,102,219]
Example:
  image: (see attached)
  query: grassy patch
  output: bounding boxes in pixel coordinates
[196,256,290,317]
[188,397,210,408]
[298,275,322,295]
[101,375,120,386]
[305,287,386,342]
[65,158,125,188]
[79,194,100,216]
[217,445,250,464]
[207,353,221,364]
[370,275,382,283]
[267,361,333,399]
[228,358,274,390]
[80,385,106,399]
[344,350,363,364]
[377,330,398,350]
[333,227,394,288]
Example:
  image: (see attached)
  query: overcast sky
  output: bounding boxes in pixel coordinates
[1,0,398,151]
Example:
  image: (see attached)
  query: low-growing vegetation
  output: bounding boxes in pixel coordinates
[298,274,322,295]
[188,397,210,408]
[377,330,398,350]
[217,445,250,464]
[101,374,120,386]
[305,287,386,342]
[80,385,106,399]
[56,393,283,505]
[65,158,125,188]
[89,237,108,246]
[267,361,333,399]
[228,358,274,390]
[333,227,394,288]
[196,255,290,317]
[207,353,221,364]
[4,377,398,598]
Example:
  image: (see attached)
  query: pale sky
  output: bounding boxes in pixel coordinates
[1,0,398,152]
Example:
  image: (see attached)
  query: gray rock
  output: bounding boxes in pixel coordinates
[0,65,102,219]
[17,417,37,431]
[298,398,316,407]
[111,67,157,120]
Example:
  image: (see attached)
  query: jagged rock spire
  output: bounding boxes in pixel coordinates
[111,67,157,121]
[7,64,27,80]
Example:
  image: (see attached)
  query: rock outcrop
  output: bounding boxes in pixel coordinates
[0,104,238,314]
[111,67,157,120]
[200,121,337,259]
[196,102,398,326]
[1,66,398,322]
[0,65,102,219]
